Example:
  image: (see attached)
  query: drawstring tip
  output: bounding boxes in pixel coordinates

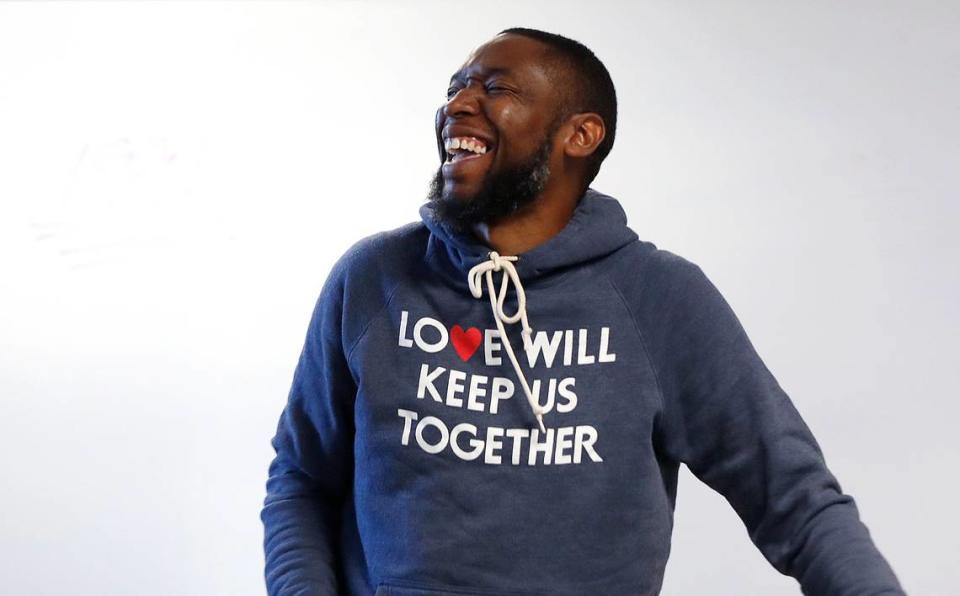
[536,415,546,434]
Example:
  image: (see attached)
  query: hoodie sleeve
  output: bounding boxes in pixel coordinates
[638,253,904,595]
[260,253,357,595]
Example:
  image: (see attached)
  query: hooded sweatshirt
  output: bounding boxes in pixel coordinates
[261,188,904,596]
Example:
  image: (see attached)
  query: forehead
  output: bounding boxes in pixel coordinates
[450,34,554,82]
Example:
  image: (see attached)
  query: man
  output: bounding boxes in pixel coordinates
[261,27,905,595]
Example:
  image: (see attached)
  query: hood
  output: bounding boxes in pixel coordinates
[419,187,639,284]
[418,187,639,431]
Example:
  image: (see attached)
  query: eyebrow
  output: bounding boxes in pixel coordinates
[448,66,513,85]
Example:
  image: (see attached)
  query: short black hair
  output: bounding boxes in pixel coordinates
[498,27,617,188]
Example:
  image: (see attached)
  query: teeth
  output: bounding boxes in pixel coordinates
[444,136,488,157]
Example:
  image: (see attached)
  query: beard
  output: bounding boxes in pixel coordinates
[425,130,555,234]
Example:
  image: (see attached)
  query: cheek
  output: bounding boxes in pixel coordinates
[494,106,527,139]
[489,108,542,161]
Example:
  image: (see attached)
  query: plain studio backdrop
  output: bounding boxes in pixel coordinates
[1,1,956,594]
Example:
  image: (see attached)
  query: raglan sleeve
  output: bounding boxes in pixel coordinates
[644,255,905,595]
[260,253,357,595]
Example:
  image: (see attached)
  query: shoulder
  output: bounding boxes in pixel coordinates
[336,220,428,272]
[316,220,428,348]
[609,239,710,297]
[325,218,430,297]
[606,240,739,340]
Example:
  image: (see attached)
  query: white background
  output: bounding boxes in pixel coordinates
[1,1,956,594]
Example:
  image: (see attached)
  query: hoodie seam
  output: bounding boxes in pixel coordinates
[604,272,667,425]
[344,278,403,370]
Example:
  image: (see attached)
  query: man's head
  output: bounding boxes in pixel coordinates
[426,28,617,232]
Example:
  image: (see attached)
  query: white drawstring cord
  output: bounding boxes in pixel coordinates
[467,251,546,433]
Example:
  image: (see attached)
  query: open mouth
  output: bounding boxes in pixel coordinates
[443,136,494,166]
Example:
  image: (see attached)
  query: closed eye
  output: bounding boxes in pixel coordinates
[447,85,510,100]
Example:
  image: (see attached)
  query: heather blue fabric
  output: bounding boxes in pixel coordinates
[261,188,904,595]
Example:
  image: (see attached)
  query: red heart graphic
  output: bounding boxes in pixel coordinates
[450,324,482,362]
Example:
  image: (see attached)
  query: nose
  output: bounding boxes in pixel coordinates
[443,83,480,118]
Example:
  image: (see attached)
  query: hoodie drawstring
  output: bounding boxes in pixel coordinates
[467,251,546,433]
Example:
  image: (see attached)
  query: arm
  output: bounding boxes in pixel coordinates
[640,255,904,595]
[261,255,357,595]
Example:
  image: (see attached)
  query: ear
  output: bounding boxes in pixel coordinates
[561,113,605,159]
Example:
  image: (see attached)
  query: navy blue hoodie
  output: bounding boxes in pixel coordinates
[261,188,904,595]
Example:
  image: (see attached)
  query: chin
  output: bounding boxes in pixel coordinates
[443,183,480,204]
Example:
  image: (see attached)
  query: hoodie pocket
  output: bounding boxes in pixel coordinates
[374,580,544,596]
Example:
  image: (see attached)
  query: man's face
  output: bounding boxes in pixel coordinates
[426,34,565,231]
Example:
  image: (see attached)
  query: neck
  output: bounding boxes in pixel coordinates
[471,179,584,257]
